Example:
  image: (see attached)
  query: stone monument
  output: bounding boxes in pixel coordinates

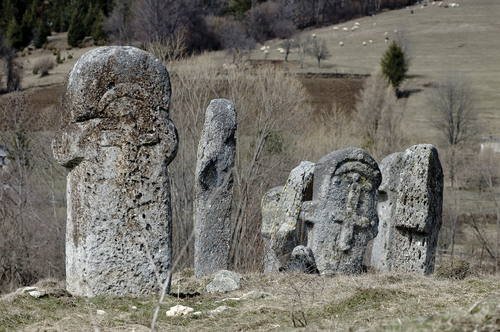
[53,46,178,296]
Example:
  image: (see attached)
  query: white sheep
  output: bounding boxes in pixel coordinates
[333,26,339,30]
[339,41,344,47]
[384,31,389,36]
[351,26,359,31]
[362,41,367,46]
[343,27,349,31]
[369,39,373,44]
[355,22,360,26]
[260,46,266,51]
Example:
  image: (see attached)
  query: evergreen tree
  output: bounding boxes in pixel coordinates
[67,1,89,47]
[381,41,409,93]
[6,17,23,48]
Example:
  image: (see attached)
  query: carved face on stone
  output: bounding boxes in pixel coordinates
[301,148,381,274]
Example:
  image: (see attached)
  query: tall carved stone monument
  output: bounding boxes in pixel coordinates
[53,47,178,296]
[261,161,314,272]
[300,148,381,275]
[371,144,443,274]
[194,99,237,277]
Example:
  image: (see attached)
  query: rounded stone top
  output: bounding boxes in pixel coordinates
[318,147,380,180]
[66,46,171,121]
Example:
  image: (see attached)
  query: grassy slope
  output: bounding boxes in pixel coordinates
[256,0,500,141]
[1,273,498,331]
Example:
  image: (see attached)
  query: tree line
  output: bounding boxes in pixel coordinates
[0,0,418,50]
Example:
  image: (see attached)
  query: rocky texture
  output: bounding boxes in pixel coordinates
[285,245,319,273]
[52,46,178,297]
[194,99,237,278]
[300,148,381,275]
[261,161,314,272]
[206,270,241,293]
[0,145,7,168]
[371,144,443,274]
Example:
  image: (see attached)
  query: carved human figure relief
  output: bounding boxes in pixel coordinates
[300,148,381,275]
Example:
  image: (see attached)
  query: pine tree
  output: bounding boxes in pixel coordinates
[67,1,89,47]
[380,41,409,94]
[6,17,23,48]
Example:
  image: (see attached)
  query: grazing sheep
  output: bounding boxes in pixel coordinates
[333,26,339,30]
[351,26,359,31]
[260,46,266,51]
[362,41,367,46]
[384,31,389,36]
[343,27,349,31]
[312,33,317,38]
[339,41,344,47]
[369,39,373,44]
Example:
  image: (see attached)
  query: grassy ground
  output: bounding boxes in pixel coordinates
[1,272,498,331]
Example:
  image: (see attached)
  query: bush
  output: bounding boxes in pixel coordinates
[32,57,55,77]
[381,41,409,92]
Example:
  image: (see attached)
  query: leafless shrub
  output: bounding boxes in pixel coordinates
[145,30,188,64]
[168,55,309,271]
[0,93,65,293]
[355,71,405,159]
[32,57,55,77]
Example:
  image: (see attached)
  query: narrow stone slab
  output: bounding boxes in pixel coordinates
[52,46,178,296]
[301,147,381,275]
[194,99,237,278]
[261,161,314,272]
[371,144,443,274]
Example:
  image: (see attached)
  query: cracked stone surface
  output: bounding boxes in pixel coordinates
[261,161,314,272]
[300,147,381,275]
[53,46,178,296]
[194,99,237,278]
[371,144,443,274]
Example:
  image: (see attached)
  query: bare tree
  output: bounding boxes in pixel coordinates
[428,75,478,260]
[296,35,311,69]
[104,0,134,44]
[307,36,330,68]
[355,71,404,159]
[281,38,295,62]
[477,148,500,273]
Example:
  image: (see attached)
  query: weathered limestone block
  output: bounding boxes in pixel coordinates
[261,161,315,272]
[194,99,237,278]
[301,148,381,275]
[371,144,443,274]
[52,46,178,296]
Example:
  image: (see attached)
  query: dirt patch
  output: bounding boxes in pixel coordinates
[298,75,365,114]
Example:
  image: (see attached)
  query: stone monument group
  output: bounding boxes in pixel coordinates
[53,46,443,297]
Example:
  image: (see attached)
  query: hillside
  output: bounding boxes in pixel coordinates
[255,0,500,142]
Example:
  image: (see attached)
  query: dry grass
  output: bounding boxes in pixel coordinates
[0,273,498,331]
